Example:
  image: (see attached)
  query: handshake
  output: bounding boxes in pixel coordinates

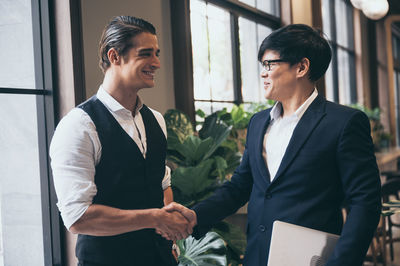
[155,202,197,241]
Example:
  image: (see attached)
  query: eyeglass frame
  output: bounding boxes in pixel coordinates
[261,59,288,71]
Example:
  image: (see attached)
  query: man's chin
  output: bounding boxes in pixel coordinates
[263,91,273,101]
[142,81,155,89]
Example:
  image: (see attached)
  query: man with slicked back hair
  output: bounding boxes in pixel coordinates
[50,16,196,266]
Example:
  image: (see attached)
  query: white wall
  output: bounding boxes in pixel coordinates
[80,0,176,114]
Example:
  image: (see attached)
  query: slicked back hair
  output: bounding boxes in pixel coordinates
[258,24,332,82]
[98,16,156,73]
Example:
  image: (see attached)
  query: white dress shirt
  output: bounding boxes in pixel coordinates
[264,89,318,181]
[49,86,171,229]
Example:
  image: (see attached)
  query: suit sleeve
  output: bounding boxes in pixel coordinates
[192,118,255,239]
[326,111,381,266]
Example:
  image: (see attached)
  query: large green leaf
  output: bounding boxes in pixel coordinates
[177,232,226,266]
[199,113,232,160]
[212,156,228,182]
[172,136,214,165]
[213,221,247,265]
[164,109,194,144]
[171,159,215,197]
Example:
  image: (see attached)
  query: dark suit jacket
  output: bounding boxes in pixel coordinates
[193,95,381,266]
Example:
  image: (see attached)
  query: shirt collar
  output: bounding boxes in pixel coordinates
[97,85,144,116]
[269,88,318,121]
[294,88,318,119]
[270,101,283,121]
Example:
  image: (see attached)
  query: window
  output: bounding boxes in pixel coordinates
[170,0,280,120]
[0,0,61,265]
[392,26,400,144]
[190,0,279,114]
[321,0,357,104]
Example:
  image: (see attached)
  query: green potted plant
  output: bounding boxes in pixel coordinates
[176,232,227,266]
[164,108,245,265]
[165,103,273,265]
[349,104,391,151]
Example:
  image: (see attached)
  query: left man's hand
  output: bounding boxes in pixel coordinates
[156,202,197,240]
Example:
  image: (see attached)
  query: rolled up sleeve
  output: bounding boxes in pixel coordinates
[49,108,99,230]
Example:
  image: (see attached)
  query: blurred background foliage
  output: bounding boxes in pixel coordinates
[164,102,271,265]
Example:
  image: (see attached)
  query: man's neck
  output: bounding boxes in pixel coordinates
[280,86,315,117]
[102,72,139,113]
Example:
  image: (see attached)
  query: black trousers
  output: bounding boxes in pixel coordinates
[78,254,178,266]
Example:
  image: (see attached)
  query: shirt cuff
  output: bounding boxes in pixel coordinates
[162,166,171,190]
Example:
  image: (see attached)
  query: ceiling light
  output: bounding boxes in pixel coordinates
[350,0,365,9]
[361,0,389,20]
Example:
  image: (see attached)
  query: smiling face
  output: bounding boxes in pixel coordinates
[118,32,161,90]
[260,50,298,102]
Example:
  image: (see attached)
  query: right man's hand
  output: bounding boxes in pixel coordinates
[155,202,197,241]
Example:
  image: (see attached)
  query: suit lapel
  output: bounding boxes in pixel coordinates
[272,95,326,183]
[255,110,272,184]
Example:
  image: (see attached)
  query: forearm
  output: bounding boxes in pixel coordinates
[163,186,173,206]
[326,205,380,265]
[69,204,161,236]
[326,111,381,265]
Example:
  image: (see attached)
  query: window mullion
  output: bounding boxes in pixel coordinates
[230,12,242,105]
[32,0,63,264]
[346,3,357,103]
[329,0,339,103]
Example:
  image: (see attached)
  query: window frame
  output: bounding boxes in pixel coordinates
[0,0,63,264]
[321,0,357,104]
[392,25,400,145]
[170,0,281,122]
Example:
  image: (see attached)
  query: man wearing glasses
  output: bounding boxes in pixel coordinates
[169,24,381,265]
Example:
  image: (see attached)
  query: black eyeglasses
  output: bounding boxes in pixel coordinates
[261,59,287,71]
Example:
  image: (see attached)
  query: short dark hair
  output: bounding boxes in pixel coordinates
[258,24,331,82]
[99,16,156,73]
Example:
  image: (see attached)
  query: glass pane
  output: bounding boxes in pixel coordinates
[256,0,280,16]
[0,0,35,89]
[0,94,44,266]
[337,48,351,104]
[195,101,212,117]
[324,62,335,102]
[397,36,400,60]
[395,70,400,144]
[335,0,353,48]
[393,35,400,61]
[191,1,234,102]
[239,17,272,103]
[211,102,235,113]
[194,101,234,117]
[321,0,332,41]
[207,3,234,101]
[239,0,256,8]
[239,0,280,16]
[191,0,211,101]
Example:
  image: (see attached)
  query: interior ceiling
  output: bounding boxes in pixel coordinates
[388,0,400,16]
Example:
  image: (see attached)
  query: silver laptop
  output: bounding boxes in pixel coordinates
[267,221,340,266]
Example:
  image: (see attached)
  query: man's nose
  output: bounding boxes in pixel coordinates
[151,56,161,69]
[261,68,268,78]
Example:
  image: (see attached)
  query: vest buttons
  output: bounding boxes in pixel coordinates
[265,192,272,199]
[259,225,266,232]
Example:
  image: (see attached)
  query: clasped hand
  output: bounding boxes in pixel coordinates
[155,202,197,241]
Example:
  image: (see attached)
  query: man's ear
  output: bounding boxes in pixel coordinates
[107,48,121,65]
[297,57,310,78]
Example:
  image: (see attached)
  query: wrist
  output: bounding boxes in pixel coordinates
[150,208,164,229]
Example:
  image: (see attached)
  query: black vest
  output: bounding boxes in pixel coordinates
[75,96,174,265]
